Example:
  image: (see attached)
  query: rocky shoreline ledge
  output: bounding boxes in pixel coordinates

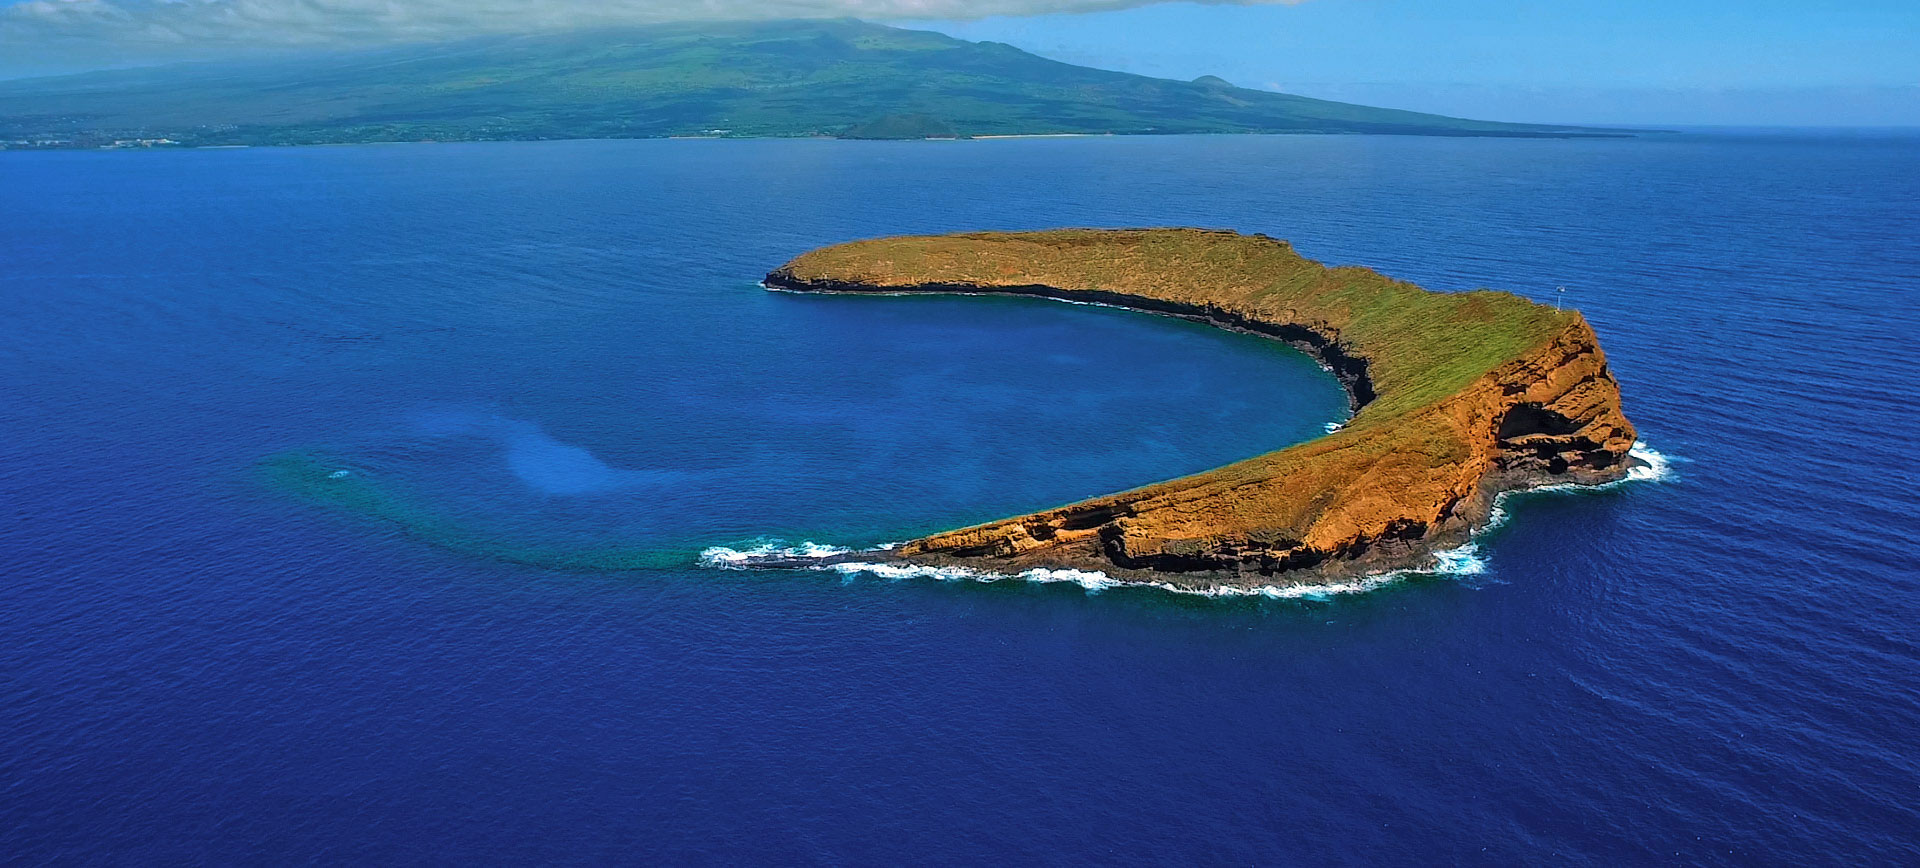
[740,228,1638,592]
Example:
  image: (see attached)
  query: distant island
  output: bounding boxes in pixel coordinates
[739,229,1639,591]
[0,19,1634,149]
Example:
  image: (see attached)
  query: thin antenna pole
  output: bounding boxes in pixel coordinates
[1555,286,1566,310]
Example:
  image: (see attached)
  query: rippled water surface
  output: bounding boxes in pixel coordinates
[3,133,1917,863]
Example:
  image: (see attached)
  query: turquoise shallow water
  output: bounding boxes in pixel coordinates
[254,285,1345,570]
[2,133,1917,863]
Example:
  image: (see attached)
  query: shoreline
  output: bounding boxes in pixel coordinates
[700,440,1669,600]
[968,133,1111,140]
[761,280,1376,415]
[0,128,1646,155]
[729,229,1641,590]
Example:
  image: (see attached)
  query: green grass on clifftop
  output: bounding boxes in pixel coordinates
[781,229,1576,422]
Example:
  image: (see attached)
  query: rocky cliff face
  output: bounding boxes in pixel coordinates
[759,229,1638,590]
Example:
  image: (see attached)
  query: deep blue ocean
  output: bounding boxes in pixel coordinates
[3,132,1917,863]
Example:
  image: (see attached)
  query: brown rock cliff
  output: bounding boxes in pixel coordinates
[760,229,1637,590]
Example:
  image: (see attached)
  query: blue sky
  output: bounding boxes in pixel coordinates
[1,0,1915,125]
[917,1,1920,125]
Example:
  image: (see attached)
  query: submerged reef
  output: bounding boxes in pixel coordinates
[747,228,1639,591]
[258,449,689,571]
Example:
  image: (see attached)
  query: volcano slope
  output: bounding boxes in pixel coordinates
[758,229,1638,591]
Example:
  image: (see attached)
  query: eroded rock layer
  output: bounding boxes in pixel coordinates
[763,229,1637,590]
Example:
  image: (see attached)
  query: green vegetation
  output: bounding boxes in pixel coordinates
[773,229,1636,584]
[841,113,958,140]
[779,229,1575,422]
[0,19,1626,148]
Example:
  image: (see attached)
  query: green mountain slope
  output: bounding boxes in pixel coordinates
[0,19,1622,147]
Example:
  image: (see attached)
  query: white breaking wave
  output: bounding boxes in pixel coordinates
[697,441,1675,601]
[824,544,1487,599]
[825,561,1121,592]
[1506,440,1676,500]
[698,540,854,568]
[1430,543,1490,576]
[701,541,1485,600]
[1487,440,1675,530]
[1625,442,1676,483]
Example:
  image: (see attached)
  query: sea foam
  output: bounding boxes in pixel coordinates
[698,540,854,567]
[1625,442,1676,483]
[698,539,1487,600]
[698,441,1673,601]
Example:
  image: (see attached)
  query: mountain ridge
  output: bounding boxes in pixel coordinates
[0,19,1631,147]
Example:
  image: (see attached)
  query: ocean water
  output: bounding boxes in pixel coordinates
[3,132,1916,863]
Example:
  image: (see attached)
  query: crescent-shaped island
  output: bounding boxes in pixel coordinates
[736,228,1640,592]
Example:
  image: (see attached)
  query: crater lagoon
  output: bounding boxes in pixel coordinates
[3,132,1916,863]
